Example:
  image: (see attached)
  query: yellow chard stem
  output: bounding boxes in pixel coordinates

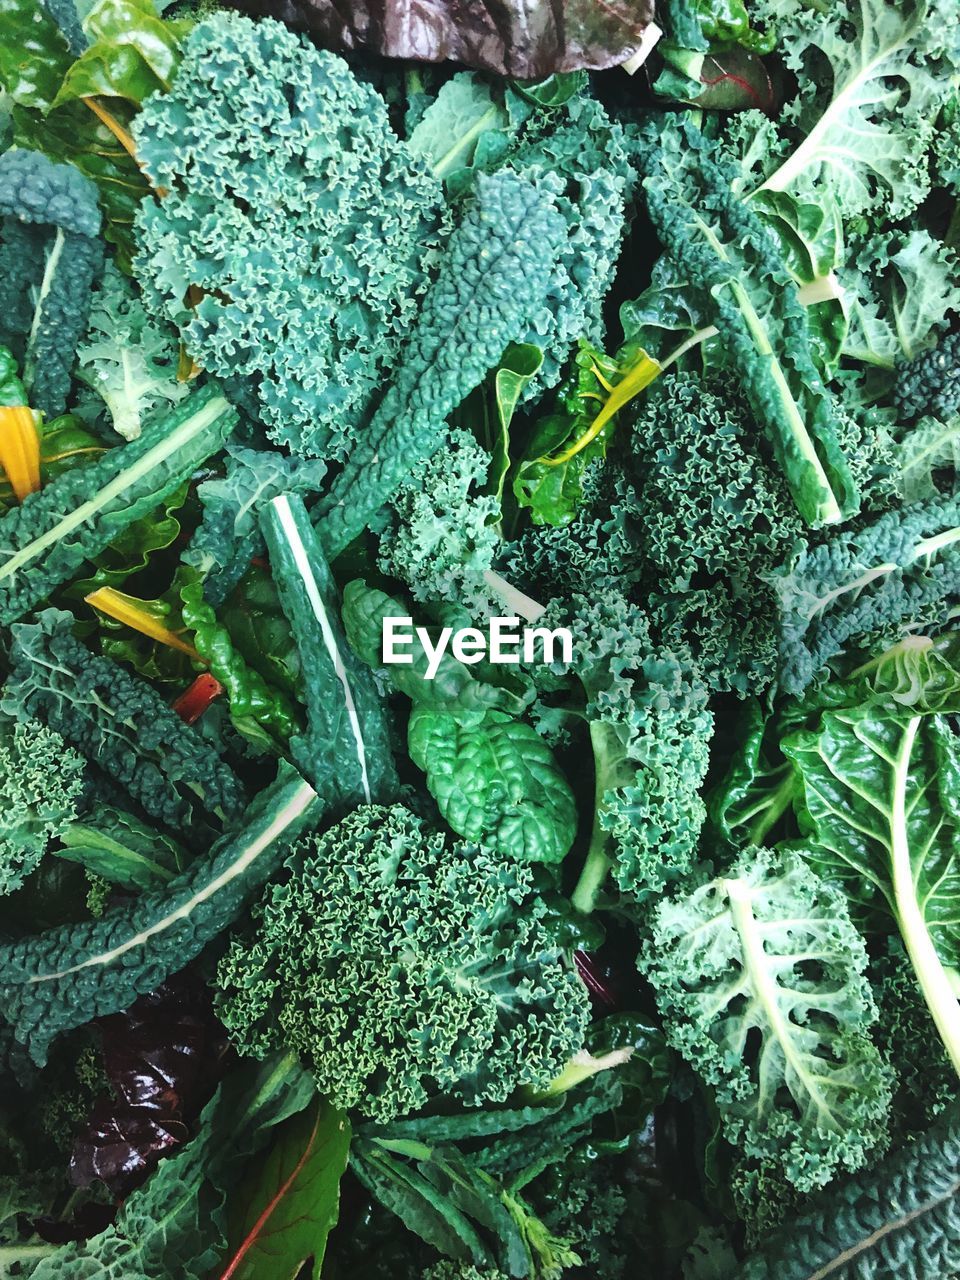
[536,348,663,469]
[85,587,203,659]
[82,97,139,161]
[0,406,41,502]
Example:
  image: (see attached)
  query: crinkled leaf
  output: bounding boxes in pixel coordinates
[785,704,960,967]
[844,231,960,370]
[747,0,960,223]
[10,96,148,270]
[53,0,191,108]
[0,0,72,111]
[260,495,396,804]
[227,0,656,78]
[407,706,577,864]
[643,846,891,1191]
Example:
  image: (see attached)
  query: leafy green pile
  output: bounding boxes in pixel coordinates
[0,0,959,1276]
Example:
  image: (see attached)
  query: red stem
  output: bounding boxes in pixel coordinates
[218,1105,321,1280]
[171,673,224,725]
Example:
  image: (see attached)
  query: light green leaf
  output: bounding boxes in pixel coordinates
[407,72,511,181]
[749,0,959,222]
[786,703,960,1075]
[643,846,892,1191]
[57,805,187,890]
[844,231,960,370]
[53,0,190,107]
[900,414,960,502]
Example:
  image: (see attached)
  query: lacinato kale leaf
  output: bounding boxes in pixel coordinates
[0,762,318,1064]
[315,170,567,558]
[629,120,857,527]
[0,381,236,624]
[3,608,246,840]
[0,147,103,417]
[734,1099,960,1279]
[261,494,397,808]
[775,491,960,694]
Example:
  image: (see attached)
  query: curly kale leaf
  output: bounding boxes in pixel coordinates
[935,88,960,195]
[0,715,84,895]
[502,457,644,601]
[502,97,633,398]
[0,146,103,417]
[554,591,713,911]
[2,608,247,841]
[215,803,589,1123]
[843,231,960,377]
[378,427,500,609]
[631,373,802,588]
[746,0,960,225]
[625,372,801,694]
[75,262,188,441]
[872,941,957,1142]
[421,1266,508,1280]
[315,170,567,559]
[134,11,446,460]
[642,846,892,1191]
